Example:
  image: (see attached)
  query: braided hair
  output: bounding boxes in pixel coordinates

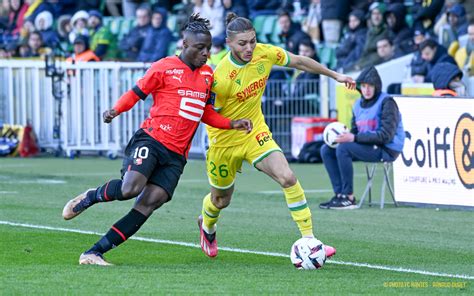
[226,12,254,38]
[182,13,211,35]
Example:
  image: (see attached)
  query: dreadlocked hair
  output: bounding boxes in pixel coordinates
[182,13,211,34]
[226,12,254,37]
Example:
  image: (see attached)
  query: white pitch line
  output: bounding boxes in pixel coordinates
[0,191,18,194]
[0,220,472,280]
[259,189,332,194]
[0,179,66,184]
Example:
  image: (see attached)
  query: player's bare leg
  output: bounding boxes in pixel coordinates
[256,151,336,258]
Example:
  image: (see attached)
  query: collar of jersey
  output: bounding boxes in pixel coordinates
[228,52,248,68]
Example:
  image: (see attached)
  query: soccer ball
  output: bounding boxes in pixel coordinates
[323,122,349,148]
[290,237,326,270]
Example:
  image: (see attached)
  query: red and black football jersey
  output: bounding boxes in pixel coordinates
[135,56,214,157]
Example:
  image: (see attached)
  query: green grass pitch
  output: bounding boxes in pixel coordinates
[0,157,472,294]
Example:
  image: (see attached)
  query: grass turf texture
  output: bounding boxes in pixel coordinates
[0,157,472,294]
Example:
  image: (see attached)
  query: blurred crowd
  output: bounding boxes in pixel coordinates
[0,0,472,84]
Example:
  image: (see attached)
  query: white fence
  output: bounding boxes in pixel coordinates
[0,59,323,158]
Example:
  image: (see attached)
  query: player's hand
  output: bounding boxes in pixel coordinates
[103,109,118,123]
[335,132,355,143]
[336,74,356,90]
[230,119,253,134]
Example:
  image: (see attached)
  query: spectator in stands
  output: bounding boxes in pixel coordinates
[409,29,429,82]
[436,3,468,49]
[0,45,10,58]
[22,30,48,57]
[68,10,89,44]
[5,0,29,38]
[87,10,117,60]
[384,3,412,55]
[431,62,466,96]
[336,9,367,71]
[319,66,405,209]
[208,35,227,68]
[302,0,322,44]
[137,7,172,63]
[66,35,100,63]
[412,0,444,32]
[34,11,59,49]
[320,0,350,44]
[122,0,148,18]
[57,14,72,42]
[276,10,311,54]
[223,0,248,19]
[452,22,474,76]
[355,2,389,71]
[246,0,281,18]
[351,37,400,71]
[292,38,320,97]
[420,39,457,82]
[193,0,225,39]
[119,4,151,61]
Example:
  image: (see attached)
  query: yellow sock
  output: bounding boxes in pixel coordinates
[202,193,220,233]
[283,181,313,237]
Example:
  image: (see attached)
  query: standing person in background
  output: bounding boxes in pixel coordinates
[336,9,367,71]
[319,66,405,210]
[137,7,172,63]
[197,12,355,259]
[87,10,117,60]
[119,3,151,61]
[62,14,253,266]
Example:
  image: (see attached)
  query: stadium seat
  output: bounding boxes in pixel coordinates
[357,162,398,209]
[317,44,337,69]
[253,15,266,36]
[259,15,277,43]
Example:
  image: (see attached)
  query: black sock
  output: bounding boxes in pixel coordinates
[87,209,148,254]
[89,179,125,203]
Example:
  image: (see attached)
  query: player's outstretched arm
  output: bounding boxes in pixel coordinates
[102,89,141,123]
[201,104,253,133]
[286,52,356,90]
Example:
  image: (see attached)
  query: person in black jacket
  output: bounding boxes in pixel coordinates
[336,9,367,71]
[431,62,466,96]
[384,3,413,55]
[119,4,151,60]
[137,7,173,63]
[420,39,457,82]
[277,10,311,54]
[319,66,405,209]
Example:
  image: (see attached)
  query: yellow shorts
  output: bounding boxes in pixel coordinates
[206,128,282,189]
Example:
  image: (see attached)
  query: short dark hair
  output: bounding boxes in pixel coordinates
[377,37,393,46]
[226,12,254,38]
[277,9,291,19]
[419,39,438,51]
[299,39,315,51]
[183,13,211,35]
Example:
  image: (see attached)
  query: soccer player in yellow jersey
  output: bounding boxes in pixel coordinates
[198,13,356,258]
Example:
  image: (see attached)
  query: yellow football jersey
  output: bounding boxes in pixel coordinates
[206,43,290,147]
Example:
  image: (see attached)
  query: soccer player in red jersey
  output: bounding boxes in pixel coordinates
[61,14,252,266]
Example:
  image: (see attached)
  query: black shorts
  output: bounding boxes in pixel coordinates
[121,129,187,200]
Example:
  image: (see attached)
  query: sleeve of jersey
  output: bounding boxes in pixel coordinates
[112,90,140,115]
[135,62,164,99]
[268,44,290,67]
[201,104,231,129]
